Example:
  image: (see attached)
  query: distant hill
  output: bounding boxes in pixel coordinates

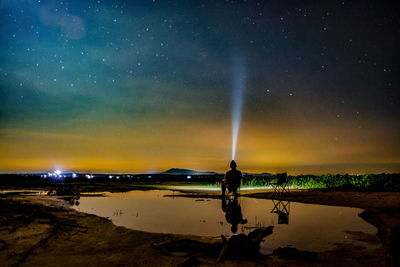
[161,168,219,175]
[252,172,274,177]
[160,168,273,177]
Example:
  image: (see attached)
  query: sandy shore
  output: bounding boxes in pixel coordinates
[1,188,398,266]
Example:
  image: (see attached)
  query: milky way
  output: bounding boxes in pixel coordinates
[0,1,399,174]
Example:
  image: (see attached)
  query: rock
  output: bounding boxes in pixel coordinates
[153,226,275,263]
[217,226,274,262]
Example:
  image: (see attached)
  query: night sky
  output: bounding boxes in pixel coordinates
[0,0,399,174]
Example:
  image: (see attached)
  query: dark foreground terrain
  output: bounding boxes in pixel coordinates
[0,185,399,266]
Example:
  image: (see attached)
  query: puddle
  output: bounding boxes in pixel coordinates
[72,190,380,253]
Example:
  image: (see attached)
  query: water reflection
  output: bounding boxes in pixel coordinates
[271,199,290,224]
[221,195,248,234]
[219,195,274,261]
[72,190,379,252]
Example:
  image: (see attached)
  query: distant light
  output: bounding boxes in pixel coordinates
[116,176,120,179]
[109,175,113,179]
[55,170,62,175]
[72,173,77,178]
[186,175,192,179]
[148,175,152,179]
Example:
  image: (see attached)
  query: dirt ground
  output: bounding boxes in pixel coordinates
[0,187,399,266]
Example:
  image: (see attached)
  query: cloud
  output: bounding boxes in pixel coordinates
[39,3,86,40]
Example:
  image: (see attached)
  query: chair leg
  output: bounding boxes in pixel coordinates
[272,185,280,199]
[271,199,279,213]
[282,201,290,214]
[271,184,290,199]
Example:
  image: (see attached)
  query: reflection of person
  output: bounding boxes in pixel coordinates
[222,160,242,196]
[221,197,247,234]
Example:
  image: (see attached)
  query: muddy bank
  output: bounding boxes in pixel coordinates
[0,190,394,266]
[0,195,220,266]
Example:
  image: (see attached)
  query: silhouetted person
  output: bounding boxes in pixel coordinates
[221,197,247,234]
[222,160,242,196]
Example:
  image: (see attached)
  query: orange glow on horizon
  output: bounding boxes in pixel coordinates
[1,118,399,175]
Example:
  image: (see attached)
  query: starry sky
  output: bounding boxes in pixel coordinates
[0,0,399,174]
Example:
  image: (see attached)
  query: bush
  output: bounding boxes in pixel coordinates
[240,173,400,191]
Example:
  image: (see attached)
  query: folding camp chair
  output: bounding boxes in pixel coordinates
[271,172,289,198]
[271,199,290,224]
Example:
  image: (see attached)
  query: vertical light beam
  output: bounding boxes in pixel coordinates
[231,53,247,160]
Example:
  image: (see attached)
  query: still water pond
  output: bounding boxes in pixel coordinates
[72,190,379,253]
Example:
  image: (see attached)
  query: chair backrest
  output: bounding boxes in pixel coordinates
[278,211,289,224]
[276,172,287,185]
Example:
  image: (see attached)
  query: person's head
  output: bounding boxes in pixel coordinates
[231,224,238,234]
[230,160,237,170]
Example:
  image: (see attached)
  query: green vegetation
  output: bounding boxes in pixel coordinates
[239,173,400,191]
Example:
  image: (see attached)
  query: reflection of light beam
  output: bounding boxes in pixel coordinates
[231,53,246,160]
